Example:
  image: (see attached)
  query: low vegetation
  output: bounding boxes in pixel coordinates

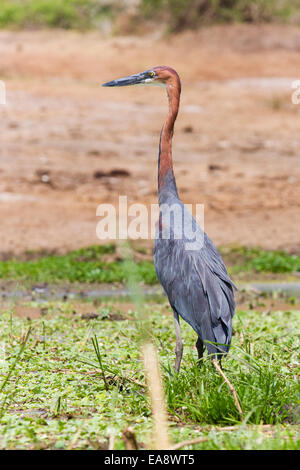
[0,244,298,449]
[0,0,299,31]
[224,246,300,275]
[0,244,299,285]
[0,0,118,30]
[140,0,300,32]
[0,244,156,285]
[0,299,299,449]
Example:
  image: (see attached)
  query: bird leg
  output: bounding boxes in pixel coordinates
[196,337,204,367]
[173,311,183,372]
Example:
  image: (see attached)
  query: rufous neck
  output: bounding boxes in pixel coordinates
[158,81,181,197]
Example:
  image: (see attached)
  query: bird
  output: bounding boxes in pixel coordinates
[102,66,236,372]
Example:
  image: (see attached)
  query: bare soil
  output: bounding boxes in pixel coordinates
[1,25,300,256]
[7,294,299,320]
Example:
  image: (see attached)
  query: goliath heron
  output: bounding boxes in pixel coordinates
[103,66,236,372]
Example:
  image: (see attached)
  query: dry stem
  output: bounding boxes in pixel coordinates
[143,341,171,450]
[212,359,243,419]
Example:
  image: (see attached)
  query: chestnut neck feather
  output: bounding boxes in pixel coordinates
[158,77,181,201]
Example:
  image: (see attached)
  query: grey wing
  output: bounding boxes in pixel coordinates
[154,234,236,356]
[202,233,237,290]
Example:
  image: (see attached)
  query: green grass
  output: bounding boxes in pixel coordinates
[0,244,299,286]
[166,309,300,425]
[1,243,298,449]
[139,0,300,32]
[0,0,117,30]
[0,244,157,285]
[224,246,300,274]
[0,0,299,31]
[0,299,299,449]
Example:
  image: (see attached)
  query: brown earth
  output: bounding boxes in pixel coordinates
[7,294,299,319]
[1,24,300,256]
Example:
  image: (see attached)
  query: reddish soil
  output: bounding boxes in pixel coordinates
[1,25,300,255]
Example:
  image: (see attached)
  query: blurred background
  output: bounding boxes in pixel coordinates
[1,0,300,260]
[1,4,300,452]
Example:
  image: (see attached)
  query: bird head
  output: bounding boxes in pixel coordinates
[102,66,180,91]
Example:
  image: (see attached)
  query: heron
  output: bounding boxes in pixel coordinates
[102,66,236,373]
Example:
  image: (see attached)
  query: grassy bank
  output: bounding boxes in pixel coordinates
[0,244,156,285]
[0,0,299,31]
[0,244,299,285]
[0,0,117,30]
[140,0,300,32]
[0,300,299,449]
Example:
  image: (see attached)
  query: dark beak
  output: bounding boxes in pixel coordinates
[102,72,147,87]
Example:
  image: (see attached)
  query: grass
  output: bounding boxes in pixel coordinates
[166,309,299,425]
[139,0,300,32]
[0,0,299,31]
[0,0,117,30]
[0,244,299,286]
[0,298,299,449]
[0,243,298,449]
[0,244,157,285]
[224,246,300,274]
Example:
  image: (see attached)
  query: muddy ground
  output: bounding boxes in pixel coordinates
[1,24,300,256]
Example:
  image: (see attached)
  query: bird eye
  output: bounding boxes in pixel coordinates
[149,71,155,77]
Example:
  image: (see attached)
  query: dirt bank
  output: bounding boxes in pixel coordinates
[1,25,300,255]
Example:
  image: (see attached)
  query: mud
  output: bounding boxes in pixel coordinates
[1,280,300,316]
[1,25,300,255]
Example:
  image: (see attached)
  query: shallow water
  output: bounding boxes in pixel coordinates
[1,282,300,303]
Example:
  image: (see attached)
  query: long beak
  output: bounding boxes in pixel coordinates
[102,72,148,87]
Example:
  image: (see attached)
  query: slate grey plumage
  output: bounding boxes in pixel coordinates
[103,65,236,371]
[154,169,236,367]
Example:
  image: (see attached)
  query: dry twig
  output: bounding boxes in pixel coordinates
[108,432,115,450]
[171,424,282,450]
[212,359,243,419]
[122,426,139,450]
[143,341,171,449]
[171,436,209,450]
